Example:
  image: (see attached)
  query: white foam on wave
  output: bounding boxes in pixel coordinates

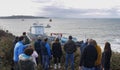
[114,39,120,44]
[111,44,120,52]
[99,43,120,53]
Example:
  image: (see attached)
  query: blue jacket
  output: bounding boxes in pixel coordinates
[41,42,51,57]
[46,43,51,57]
[13,41,27,62]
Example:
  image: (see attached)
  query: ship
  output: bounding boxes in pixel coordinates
[27,23,78,45]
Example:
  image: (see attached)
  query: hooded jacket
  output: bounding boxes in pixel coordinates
[18,53,36,70]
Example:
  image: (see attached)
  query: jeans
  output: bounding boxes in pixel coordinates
[95,65,102,70]
[42,55,49,70]
[82,66,95,70]
[36,53,42,65]
[65,53,74,70]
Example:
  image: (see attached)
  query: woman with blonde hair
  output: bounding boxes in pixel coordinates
[91,40,102,70]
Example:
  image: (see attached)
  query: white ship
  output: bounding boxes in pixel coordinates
[27,23,78,45]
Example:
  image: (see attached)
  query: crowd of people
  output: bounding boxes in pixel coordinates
[13,32,112,70]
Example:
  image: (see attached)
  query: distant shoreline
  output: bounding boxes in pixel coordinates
[1,15,120,19]
[0,15,49,19]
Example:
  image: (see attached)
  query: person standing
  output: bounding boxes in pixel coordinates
[64,36,77,70]
[22,32,30,45]
[13,36,19,47]
[79,39,98,70]
[11,36,19,70]
[80,39,88,54]
[31,47,38,67]
[18,47,36,70]
[34,36,42,65]
[102,42,112,70]
[91,40,102,70]
[13,36,28,70]
[41,38,52,70]
[52,38,62,69]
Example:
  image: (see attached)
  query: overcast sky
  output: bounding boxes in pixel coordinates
[0,0,120,18]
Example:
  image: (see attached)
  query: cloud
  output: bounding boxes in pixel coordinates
[37,6,80,18]
[0,0,120,18]
[32,0,120,18]
[32,0,53,3]
[36,6,120,18]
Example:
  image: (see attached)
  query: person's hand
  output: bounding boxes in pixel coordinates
[25,44,31,47]
[79,66,82,70]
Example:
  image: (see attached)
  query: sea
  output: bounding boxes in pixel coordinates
[0,18,120,52]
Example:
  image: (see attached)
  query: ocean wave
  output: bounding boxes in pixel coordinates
[113,39,120,44]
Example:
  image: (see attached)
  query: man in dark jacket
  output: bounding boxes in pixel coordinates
[22,32,30,45]
[34,36,42,65]
[64,36,77,70]
[79,39,98,70]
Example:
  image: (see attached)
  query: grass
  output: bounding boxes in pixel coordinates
[0,29,120,70]
[111,52,120,70]
[0,30,15,70]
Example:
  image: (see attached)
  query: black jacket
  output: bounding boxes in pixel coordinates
[102,51,111,69]
[64,40,77,54]
[34,39,42,54]
[52,42,62,57]
[80,44,98,68]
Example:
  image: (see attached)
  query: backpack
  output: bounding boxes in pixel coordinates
[19,60,36,70]
[41,42,48,55]
[67,43,76,54]
[64,41,76,54]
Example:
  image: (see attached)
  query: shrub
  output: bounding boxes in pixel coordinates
[0,29,120,70]
[111,52,120,70]
[0,30,15,70]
